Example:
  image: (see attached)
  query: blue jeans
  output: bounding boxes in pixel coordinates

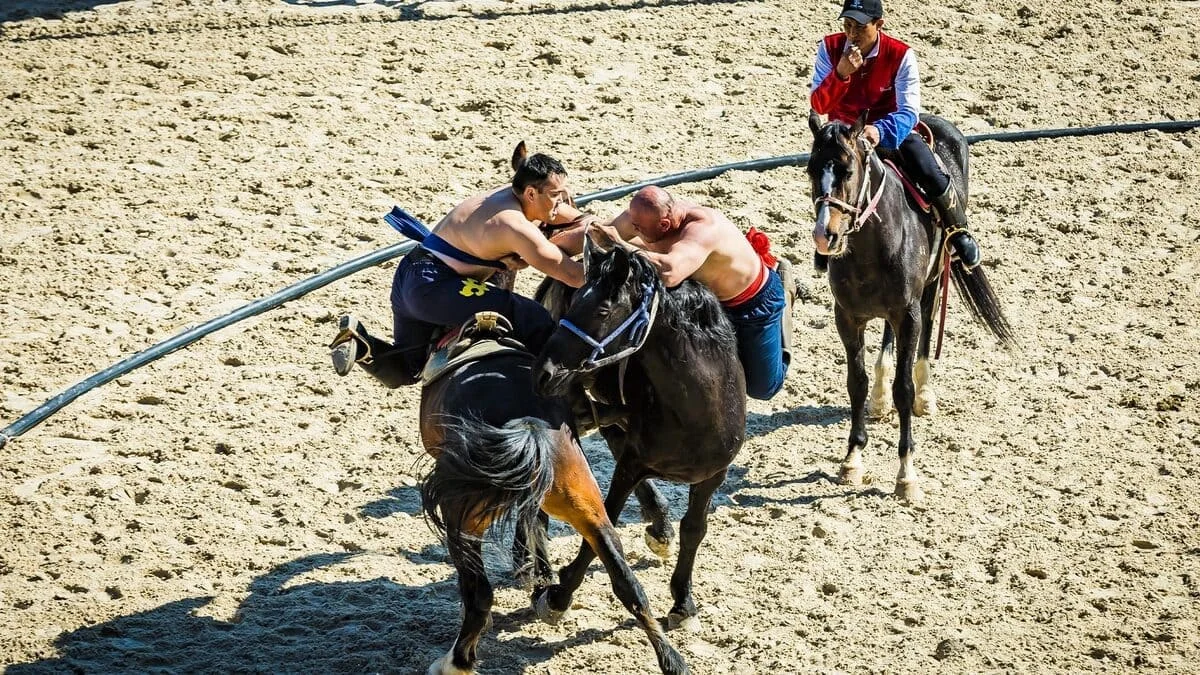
[723,268,789,400]
[389,246,556,377]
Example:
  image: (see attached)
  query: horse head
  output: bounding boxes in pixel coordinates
[533,229,660,397]
[807,110,877,258]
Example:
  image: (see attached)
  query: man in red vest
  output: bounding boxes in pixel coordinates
[810,0,981,270]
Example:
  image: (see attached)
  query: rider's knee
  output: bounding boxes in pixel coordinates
[745,369,787,401]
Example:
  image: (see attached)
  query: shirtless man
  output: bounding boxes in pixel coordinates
[592,186,794,400]
[329,148,585,387]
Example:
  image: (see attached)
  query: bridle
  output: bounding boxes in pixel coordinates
[813,136,887,235]
[557,277,659,373]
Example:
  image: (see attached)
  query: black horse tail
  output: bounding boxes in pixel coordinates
[950,262,1018,350]
[420,416,557,570]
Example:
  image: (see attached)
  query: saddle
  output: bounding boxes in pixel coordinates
[420,312,530,388]
[880,120,939,214]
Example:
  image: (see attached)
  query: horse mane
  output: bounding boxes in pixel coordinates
[621,251,737,355]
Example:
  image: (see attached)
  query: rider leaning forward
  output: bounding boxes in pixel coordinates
[329,148,585,386]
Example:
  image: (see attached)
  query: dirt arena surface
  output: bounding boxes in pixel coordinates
[2,0,1198,672]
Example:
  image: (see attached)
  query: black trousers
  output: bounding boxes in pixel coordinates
[885,132,951,198]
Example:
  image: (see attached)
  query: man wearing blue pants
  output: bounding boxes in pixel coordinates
[589,186,795,400]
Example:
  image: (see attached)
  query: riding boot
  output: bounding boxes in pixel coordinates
[329,314,375,376]
[776,257,796,363]
[933,183,981,270]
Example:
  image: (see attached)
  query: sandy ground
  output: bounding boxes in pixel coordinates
[2,0,1198,672]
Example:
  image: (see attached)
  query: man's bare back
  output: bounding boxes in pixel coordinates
[603,186,764,302]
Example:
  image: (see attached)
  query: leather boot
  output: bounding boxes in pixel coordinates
[329,314,374,376]
[933,183,981,270]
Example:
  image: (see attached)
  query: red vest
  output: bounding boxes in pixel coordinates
[812,32,910,125]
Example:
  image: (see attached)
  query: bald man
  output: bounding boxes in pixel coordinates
[592,186,794,400]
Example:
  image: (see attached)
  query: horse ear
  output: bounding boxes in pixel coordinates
[583,229,605,271]
[587,222,619,251]
[808,110,823,137]
[849,111,868,139]
[609,244,631,285]
[511,141,528,172]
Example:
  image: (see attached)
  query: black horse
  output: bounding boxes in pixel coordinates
[418,315,686,674]
[806,111,1015,501]
[533,275,679,562]
[533,230,746,631]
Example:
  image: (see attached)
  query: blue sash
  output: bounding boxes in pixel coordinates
[384,206,506,270]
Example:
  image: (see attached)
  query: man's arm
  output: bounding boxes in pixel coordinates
[870,50,920,149]
[540,202,598,257]
[500,214,586,288]
[810,40,850,114]
[640,238,710,288]
[606,209,645,247]
[594,222,709,289]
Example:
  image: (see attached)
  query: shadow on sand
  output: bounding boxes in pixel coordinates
[6,551,625,674]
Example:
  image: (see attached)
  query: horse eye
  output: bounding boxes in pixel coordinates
[595,301,613,318]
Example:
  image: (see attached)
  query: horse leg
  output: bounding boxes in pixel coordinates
[604,427,675,560]
[913,281,939,417]
[835,308,869,485]
[428,527,492,675]
[892,307,925,502]
[534,459,644,621]
[511,511,552,593]
[870,323,895,419]
[635,479,675,560]
[667,470,726,633]
[538,452,687,675]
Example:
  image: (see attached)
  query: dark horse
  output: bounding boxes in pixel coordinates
[417,314,686,674]
[806,111,1015,501]
[533,230,746,631]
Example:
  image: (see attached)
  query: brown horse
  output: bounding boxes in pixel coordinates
[417,314,687,675]
[806,111,1015,501]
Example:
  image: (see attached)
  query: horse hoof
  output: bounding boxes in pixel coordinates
[427,651,471,675]
[534,590,568,625]
[914,394,937,417]
[839,464,863,486]
[667,611,702,633]
[894,480,924,503]
[867,397,890,420]
[644,528,674,560]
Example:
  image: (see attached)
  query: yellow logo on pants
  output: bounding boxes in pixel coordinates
[459,279,488,297]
